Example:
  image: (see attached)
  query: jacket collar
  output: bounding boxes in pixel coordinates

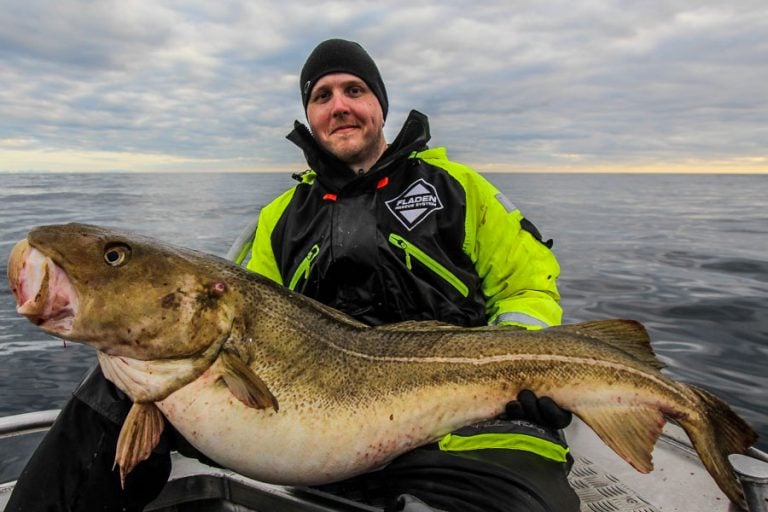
[286,110,431,193]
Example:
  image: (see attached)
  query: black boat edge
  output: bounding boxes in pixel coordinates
[1,410,766,512]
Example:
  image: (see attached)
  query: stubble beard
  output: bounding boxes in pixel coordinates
[330,129,386,172]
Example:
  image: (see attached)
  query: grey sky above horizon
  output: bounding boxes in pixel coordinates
[2,1,767,173]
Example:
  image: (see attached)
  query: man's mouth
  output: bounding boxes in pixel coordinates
[331,124,359,135]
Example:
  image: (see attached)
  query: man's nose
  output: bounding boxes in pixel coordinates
[329,93,350,115]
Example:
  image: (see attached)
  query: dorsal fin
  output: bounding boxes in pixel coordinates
[551,320,665,370]
[375,320,459,332]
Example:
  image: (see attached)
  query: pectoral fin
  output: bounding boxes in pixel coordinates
[114,402,165,488]
[220,351,279,412]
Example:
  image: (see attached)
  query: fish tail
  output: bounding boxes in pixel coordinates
[678,384,757,510]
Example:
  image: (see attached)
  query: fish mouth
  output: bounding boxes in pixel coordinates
[7,239,78,335]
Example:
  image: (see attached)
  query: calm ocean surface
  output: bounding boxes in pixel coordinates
[0,172,766,454]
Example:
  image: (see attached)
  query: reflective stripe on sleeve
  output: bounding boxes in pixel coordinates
[438,432,569,463]
[492,312,551,329]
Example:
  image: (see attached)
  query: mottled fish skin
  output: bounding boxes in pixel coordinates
[7,223,758,509]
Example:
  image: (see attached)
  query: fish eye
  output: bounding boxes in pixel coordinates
[103,243,131,267]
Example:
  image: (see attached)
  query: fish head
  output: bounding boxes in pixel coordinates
[7,223,237,360]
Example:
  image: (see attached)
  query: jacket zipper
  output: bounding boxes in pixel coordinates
[288,244,320,291]
[388,234,469,297]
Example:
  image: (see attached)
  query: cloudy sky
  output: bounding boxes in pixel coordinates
[1,0,767,173]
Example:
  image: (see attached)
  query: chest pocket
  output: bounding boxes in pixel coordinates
[388,233,469,298]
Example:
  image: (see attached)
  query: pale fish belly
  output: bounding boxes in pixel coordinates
[157,364,510,485]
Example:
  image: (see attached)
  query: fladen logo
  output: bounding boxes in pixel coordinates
[385,179,444,230]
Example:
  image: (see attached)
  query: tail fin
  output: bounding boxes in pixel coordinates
[678,384,758,510]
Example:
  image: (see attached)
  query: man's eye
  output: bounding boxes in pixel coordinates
[312,91,330,103]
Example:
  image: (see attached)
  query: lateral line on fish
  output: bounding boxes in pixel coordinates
[320,339,681,396]
[258,306,680,397]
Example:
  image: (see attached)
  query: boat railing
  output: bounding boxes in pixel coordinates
[1,410,767,512]
[0,410,61,439]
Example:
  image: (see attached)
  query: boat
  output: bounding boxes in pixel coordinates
[1,409,766,511]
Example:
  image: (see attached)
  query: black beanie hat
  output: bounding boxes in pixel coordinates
[300,39,389,120]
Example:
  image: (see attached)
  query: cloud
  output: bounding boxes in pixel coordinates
[1,0,766,172]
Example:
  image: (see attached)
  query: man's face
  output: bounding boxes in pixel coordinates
[306,73,386,171]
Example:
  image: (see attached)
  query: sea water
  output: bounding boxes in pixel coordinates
[0,172,766,454]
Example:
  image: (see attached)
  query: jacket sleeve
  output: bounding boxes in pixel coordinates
[416,148,562,329]
[245,186,297,285]
[430,161,561,329]
[467,175,562,329]
[5,367,171,512]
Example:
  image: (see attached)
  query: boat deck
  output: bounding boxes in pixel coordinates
[1,411,766,511]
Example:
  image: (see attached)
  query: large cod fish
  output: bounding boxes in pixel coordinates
[7,224,758,509]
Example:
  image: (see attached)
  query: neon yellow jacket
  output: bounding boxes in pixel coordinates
[246,110,561,330]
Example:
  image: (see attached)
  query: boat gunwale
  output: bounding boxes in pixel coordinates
[1,410,767,512]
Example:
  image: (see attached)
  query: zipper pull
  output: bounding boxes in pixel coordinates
[289,244,320,291]
[304,245,320,279]
[388,234,412,270]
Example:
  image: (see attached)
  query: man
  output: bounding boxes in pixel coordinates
[7,39,578,512]
[241,39,579,512]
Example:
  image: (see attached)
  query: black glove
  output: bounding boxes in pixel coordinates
[503,389,572,430]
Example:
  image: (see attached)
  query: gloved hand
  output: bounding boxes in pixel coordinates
[503,389,572,430]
